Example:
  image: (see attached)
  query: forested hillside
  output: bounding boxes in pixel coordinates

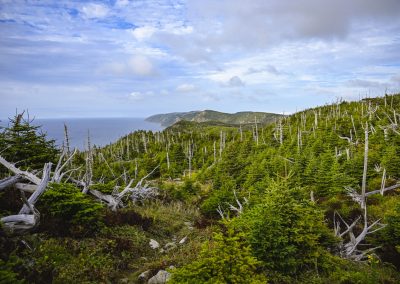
[1,94,400,283]
[145,110,282,127]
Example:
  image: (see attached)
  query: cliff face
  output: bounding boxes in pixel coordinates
[146,110,284,127]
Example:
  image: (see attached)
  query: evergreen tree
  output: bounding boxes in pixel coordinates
[0,112,58,170]
[170,222,267,284]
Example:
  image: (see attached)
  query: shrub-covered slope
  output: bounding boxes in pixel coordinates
[1,94,400,283]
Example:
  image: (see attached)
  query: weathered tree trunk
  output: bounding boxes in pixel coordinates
[0,156,41,185]
[0,176,22,190]
[1,162,52,235]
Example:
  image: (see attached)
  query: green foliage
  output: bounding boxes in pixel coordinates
[38,183,104,236]
[170,222,267,284]
[164,179,201,201]
[234,182,337,275]
[90,181,116,195]
[0,257,24,284]
[0,112,58,171]
[200,176,238,218]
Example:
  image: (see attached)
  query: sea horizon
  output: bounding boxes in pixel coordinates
[0,117,163,150]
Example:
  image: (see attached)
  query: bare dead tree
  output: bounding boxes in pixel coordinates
[335,121,387,261]
[89,166,160,211]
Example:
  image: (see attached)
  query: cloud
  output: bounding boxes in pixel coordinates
[101,55,155,77]
[391,75,400,85]
[128,56,154,76]
[228,76,244,87]
[81,3,109,19]
[186,0,400,50]
[128,91,144,101]
[131,26,156,41]
[176,84,196,92]
[247,65,281,76]
[345,79,387,89]
[115,0,130,8]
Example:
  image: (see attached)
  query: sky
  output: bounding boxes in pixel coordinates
[1,0,400,118]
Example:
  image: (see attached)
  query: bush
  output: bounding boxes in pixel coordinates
[0,111,58,172]
[170,221,267,284]
[200,177,237,218]
[90,181,116,195]
[38,183,104,236]
[233,182,337,276]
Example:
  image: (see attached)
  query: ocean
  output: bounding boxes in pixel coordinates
[0,117,163,150]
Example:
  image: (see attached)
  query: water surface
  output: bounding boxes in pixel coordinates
[0,117,163,150]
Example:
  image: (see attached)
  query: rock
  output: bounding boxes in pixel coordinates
[178,236,187,244]
[149,239,160,249]
[147,270,171,284]
[138,270,151,281]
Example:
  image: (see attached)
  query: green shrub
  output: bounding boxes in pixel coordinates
[38,183,104,236]
[170,221,267,284]
[200,177,237,218]
[0,257,24,284]
[90,181,116,195]
[234,182,337,276]
[29,238,116,284]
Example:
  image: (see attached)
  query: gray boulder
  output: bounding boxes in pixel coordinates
[147,270,171,284]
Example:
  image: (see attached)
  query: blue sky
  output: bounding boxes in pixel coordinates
[1,0,400,118]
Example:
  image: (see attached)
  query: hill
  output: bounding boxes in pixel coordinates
[2,94,400,283]
[145,109,283,127]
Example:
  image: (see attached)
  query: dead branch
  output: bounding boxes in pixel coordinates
[0,176,22,190]
[15,183,37,193]
[52,149,77,183]
[1,163,51,235]
[0,156,41,185]
[19,163,52,214]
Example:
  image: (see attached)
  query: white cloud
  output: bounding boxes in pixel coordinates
[164,24,194,35]
[115,0,129,8]
[176,84,196,92]
[81,3,109,19]
[131,26,156,41]
[128,56,154,76]
[129,91,144,101]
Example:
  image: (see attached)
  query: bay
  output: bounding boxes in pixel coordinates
[0,117,163,150]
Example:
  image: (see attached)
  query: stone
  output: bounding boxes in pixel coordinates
[178,236,187,244]
[147,270,171,284]
[138,270,151,281]
[149,239,160,249]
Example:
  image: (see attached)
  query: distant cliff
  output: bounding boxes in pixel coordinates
[146,110,284,127]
